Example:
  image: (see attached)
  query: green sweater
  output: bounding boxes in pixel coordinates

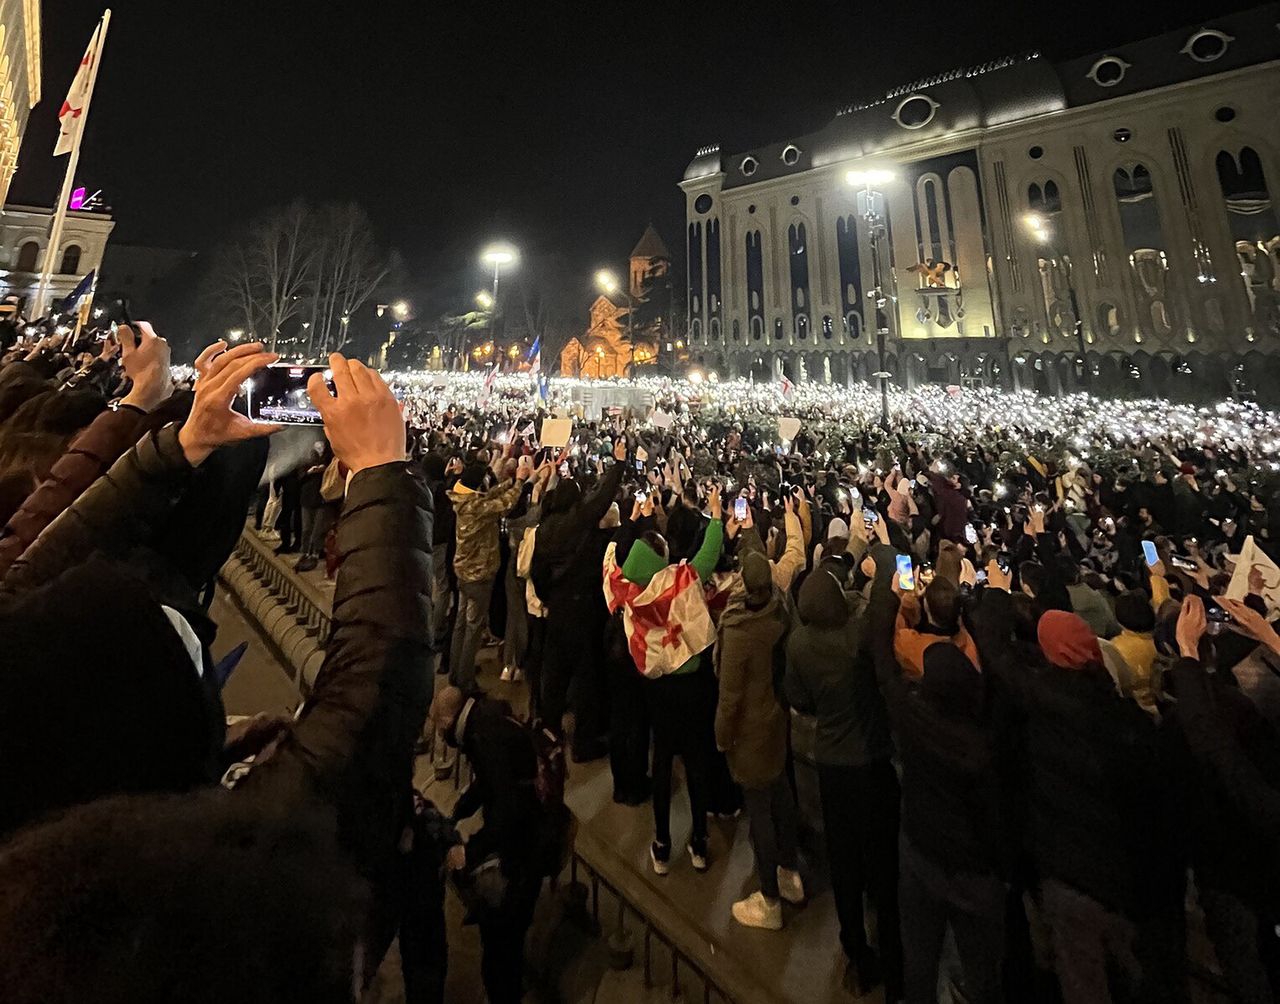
[621,518,723,675]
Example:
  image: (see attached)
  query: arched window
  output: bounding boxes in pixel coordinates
[750,316,764,341]
[796,315,809,340]
[59,245,82,275]
[706,218,721,320]
[745,230,765,333]
[1217,147,1280,338]
[836,215,862,316]
[688,222,703,321]
[1113,164,1174,337]
[788,222,811,337]
[732,319,741,342]
[822,315,834,340]
[709,317,721,341]
[773,317,784,341]
[15,241,38,272]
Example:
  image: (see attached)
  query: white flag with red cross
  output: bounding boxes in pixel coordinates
[780,374,795,397]
[55,22,104,157]
[603,542,718,678]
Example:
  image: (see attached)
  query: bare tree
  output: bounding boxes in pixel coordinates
[306,203,391,355]
[251,201,315,352]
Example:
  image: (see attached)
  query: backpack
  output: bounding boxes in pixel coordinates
[320,458,344,502]
[525,719,575,878]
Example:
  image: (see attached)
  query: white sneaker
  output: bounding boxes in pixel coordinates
[650,841,671,876]
[732,892,782,930]
[776,867,806,904]
[687,841,709,872]
[500,665,514,682]
[511,667,524,682]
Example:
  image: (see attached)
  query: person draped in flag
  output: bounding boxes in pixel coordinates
[604,483,724,876]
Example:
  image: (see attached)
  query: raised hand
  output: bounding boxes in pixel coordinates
[178,341,281,467]
[307,353,406,475]
[119,322,174,413]
[1176,595,1206,660]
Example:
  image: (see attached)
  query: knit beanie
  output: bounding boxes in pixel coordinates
[1037,610,1103,670]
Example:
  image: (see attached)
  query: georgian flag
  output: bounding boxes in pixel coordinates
[780,374,795,397]
[602,543,741,678]
[55,22,103,156]
[482,362,497,394]
[603,542,717,678]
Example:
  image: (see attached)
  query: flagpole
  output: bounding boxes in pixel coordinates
[33,9,111,319]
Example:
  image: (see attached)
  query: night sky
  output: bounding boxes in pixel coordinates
[10,0,1260,316]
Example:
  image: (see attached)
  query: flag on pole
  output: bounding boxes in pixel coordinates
[527,335,541,377]
[58,270,96,315]
[482,363,497,396]
[538,375,549,402]
[55,22,104,156]
[780,374,795,397]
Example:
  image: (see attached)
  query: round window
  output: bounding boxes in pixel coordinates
[740,156,759,177]
[781,144,800,166]
[789,195,800,207]
[1028,145,1044,160]
[1113,128,1132,143]
[894,94,938,130]
[1183,28,1232,63]
[1214,105,1236,123]
[748,204,756,214]
[1087,56,1129,87]
[694,194,713,214]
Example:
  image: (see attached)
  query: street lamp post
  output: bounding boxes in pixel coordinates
[480,245,517,370]
[1024,213,1089,390]
[596,269,635,377]
[847,169,896,429]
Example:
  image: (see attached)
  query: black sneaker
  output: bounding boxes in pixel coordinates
[649,841,671,876]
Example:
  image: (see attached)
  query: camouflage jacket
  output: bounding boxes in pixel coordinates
[448,479,522,583]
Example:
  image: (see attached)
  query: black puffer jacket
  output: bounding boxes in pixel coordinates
[867,567,1008,878]
[972,587,1184,918]
[240,461,434,876]
[533,461,625,606]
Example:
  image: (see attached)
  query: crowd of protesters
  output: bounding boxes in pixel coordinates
[1,314,1279,1004]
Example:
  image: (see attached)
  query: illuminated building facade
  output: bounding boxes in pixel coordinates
[0,204,115,306]
[561,225,676,377]
[681,5,1280,401]
[0,0,40,208]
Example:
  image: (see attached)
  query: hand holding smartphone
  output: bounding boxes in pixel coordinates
[896,554,915,592]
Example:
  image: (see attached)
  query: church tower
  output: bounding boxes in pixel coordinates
[629,224,671,298]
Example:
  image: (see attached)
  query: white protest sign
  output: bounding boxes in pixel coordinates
[778,417,802,443]
[540,418,573,449]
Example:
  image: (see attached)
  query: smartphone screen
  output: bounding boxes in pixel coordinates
[734,497,748,521]
[975,569,988,585]
[1141,540,1159,567]
[864,509,880,527]
[1170,554,1198,572]
[964,524,978,544]
[244,364,330,425]
[896,554,915,592]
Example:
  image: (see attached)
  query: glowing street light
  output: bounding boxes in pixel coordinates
[846,168,896,188]
[392,300,410,320]
[595,269,620,294]
[476,290,494,310]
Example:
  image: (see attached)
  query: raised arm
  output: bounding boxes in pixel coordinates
[240,355,433,864]
[0,326,176,578]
